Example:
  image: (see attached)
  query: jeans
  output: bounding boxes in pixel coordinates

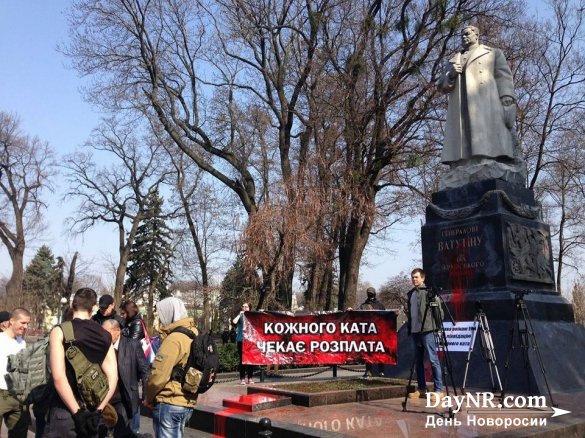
[132,409,140,433]
[413,331,444,392]
[152,403,193,438]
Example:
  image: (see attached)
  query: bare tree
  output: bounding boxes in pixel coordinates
[571,279,585,326]
[537,126,585,290]
[511,0,585,190]
[168,152,232,330]
[62,118,168,302]
[63,0,528,311]
[0,112,56,302]
[378,272,412,311]
[505,0,585,288]
[64,0,259,213]
[311,0,523,308]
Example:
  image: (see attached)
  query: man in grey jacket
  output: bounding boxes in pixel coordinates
[407,268,444,399]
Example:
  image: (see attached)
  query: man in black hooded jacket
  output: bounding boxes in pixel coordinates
[358,287,385,377]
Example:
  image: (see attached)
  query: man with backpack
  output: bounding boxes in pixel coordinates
[43,288,118,438]
[145,297,198,438]
[0,307,31,438]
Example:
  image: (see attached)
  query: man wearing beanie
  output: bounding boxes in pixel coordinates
[92,294,126,329]
[0,311,11,332]
[145,297,198,437]
[358,288,386,377]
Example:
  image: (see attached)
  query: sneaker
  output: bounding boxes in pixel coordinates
[247,378,255,384]
[408,389,426,399]
[240,379,247,385]
[362,372,371,378]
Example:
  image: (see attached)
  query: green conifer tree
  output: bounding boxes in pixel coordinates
[22,245,62,329]
[219,256,258,323]
[124,192,174,321]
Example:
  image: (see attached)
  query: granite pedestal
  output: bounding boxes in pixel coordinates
[388,179,585,395]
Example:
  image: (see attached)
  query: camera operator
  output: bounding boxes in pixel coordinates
[407,268,444,399]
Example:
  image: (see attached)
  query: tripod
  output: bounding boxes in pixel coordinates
[461,301,502,393]
[402,287,457,414]
[501,290,556,407]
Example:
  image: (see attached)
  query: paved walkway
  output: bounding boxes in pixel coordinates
[191,368,585,437]
[13,367,585,437]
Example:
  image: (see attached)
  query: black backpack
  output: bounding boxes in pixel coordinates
[170,327,219,394]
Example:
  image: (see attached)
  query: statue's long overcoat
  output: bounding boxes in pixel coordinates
[437,45,515,163]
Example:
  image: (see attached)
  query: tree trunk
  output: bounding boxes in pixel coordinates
[5,248,24,305]
[179,189,210,331]
[337,216,372,310]
[114,256,129,305]
[147,282,156,331]
[66,252,78,298]
[276,269,294,310]
[114,216,142,303]
[556,195,566,294]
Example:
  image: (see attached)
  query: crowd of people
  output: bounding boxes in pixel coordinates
[0,291,198,438]
[0,266,444,437]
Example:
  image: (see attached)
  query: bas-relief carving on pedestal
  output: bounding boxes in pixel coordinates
[506,222,553,284]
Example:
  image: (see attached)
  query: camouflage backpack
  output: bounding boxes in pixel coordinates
[5,336,52,406]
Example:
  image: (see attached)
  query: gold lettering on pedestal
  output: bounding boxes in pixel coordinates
[440,225,479,237]
[438,235,481,252]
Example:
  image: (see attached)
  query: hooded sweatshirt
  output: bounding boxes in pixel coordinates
[156,297,188,327]
[146,297,197,407]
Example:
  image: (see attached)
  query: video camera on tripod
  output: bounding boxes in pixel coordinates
[402,283,458,414]
[419,286,443,300]
[514,289,531,300]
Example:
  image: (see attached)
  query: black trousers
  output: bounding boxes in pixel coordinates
[237,341,254,380]
[42,406,84,438]
[111,401,135,438]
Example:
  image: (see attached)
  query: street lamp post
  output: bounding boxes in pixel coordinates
[59,297,69,323]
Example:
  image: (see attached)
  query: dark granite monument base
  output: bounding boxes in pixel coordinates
[389,178,585,395]
[385,321,585,395]
[422,179,557,298]
[247,379,405,407]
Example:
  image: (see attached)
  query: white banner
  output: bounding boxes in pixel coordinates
[439,321,477,352]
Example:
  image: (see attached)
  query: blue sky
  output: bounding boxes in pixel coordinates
[0,1,430,290]
[1,1,116,280]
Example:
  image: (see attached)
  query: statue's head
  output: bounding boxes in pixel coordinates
[461,26,480,48]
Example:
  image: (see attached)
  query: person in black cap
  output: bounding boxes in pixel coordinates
[92,294,126,328]
[0,311,10,332]
[358,287,386,378]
